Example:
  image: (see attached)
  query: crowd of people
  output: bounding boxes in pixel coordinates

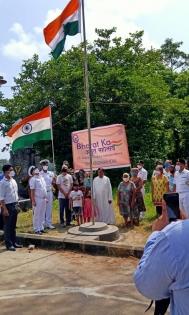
[1,157,189,250]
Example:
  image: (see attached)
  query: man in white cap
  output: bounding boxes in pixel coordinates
[40,159,56,229]
[29,166,48,234]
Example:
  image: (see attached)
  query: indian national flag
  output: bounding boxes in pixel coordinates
[7,107,52,152]
[43,0,81,59]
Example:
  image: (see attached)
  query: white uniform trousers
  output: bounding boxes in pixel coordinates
[179,193,189,218]
[33,197,46,232]
[44,191,53,227]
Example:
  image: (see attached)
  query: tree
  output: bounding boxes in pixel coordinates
[161,38,189,71]
[2,29,189,170]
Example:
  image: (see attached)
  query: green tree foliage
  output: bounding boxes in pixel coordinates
[2,29,189,170]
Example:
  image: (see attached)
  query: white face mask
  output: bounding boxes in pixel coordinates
[43,165,48,171]
[175,165,180,171]
[123,177,129,182]
[155,171,161,176]
[9,170,15,177]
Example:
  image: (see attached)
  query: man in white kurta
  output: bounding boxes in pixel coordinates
[93,168,115,224]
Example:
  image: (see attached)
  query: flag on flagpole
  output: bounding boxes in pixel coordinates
[7,107,52,152]
[43,0,81,59]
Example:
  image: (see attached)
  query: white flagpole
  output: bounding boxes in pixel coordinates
[81,0,95,225]
[49,105,56,174]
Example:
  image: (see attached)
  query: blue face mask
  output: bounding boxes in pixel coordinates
[164,163,171,169]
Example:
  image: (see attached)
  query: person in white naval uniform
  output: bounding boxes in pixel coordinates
[174,158,189,218]
[40,159,55,229]
[29,167,47,234]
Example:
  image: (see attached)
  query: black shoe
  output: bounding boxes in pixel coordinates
[14,243,23,248]
[35,231,42,235]
[7,246,16,251]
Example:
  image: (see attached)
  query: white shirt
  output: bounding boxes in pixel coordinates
[29,175,47,198]
[138,167,148,182]
[70,190,83,207]
[174,169,189,193]
[0,177,18,204]
[56,173,73,199]
[40,170,54,191]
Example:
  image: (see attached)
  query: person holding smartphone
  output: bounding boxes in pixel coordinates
[134,198,188,315]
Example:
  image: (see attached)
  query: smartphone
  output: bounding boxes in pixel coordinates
[163,192,180,222]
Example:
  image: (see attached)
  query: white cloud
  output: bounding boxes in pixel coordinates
[2,22,48,60]
[44,8,62,27]
[1,0,174,61]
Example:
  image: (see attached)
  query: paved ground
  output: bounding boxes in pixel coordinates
[0,246,153,315]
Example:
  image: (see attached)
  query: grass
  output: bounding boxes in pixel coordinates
[17,182,156,235]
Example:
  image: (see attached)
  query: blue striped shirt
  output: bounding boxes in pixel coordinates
[134,220,189,315]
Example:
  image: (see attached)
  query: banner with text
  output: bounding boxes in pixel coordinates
[72,124,130,171]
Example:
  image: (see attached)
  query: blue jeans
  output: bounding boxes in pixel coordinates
[4,203,18,248]
[59,198,71,225]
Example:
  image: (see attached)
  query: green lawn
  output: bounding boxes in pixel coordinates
[17,183,156,234]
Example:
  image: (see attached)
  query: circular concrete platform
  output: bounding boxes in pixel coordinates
[68,222,120,242]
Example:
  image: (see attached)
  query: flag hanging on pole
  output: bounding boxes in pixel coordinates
[43,0,81,59]
[7,107,52,152]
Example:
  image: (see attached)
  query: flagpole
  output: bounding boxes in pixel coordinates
[49,105,56,174]
[81,0,95,225]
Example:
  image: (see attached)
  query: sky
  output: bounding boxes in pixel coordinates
[0,0,189,159]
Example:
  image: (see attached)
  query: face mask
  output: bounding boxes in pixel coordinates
[9,171,15,177]
[131,172,138,177]
[175,165,180,171]
[137,165,142,170]
[155,171,161,176]
[43,165,48,171]
[123,177,129,182]
[164,163,171,169]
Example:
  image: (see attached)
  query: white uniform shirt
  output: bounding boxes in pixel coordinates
[56,174,73,199]
[40,170,54,191]
[138,167,148,182]
[70,190,83,207]
[29,175,47,198]
[174,169,189,193]
[0,177,18,204]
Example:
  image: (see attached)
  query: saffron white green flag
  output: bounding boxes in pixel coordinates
[43,0,81,59]
[7,107,52,152]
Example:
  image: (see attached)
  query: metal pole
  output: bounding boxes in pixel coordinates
[81,0,95,224]
[49,105,56,174]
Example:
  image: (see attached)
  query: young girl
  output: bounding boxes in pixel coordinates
[83,188,92,223]
[69,184,83,226]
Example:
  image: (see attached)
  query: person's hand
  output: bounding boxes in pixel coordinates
[180,209,188,220]
[32,201,36,207]
[108,200,112,204]
[152,201,169,231]
[131,201,135,209]
[3,208,9,216]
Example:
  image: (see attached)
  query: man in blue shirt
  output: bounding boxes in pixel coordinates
[134,204,189,314]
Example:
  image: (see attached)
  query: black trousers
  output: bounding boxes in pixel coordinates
[154,298,170,314]
[59,198,71,225]
[0,210,4,230]
[4,203,18,248]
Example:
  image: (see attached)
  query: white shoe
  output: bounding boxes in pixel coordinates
[47,225,55,230]
[139,212,145,220]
